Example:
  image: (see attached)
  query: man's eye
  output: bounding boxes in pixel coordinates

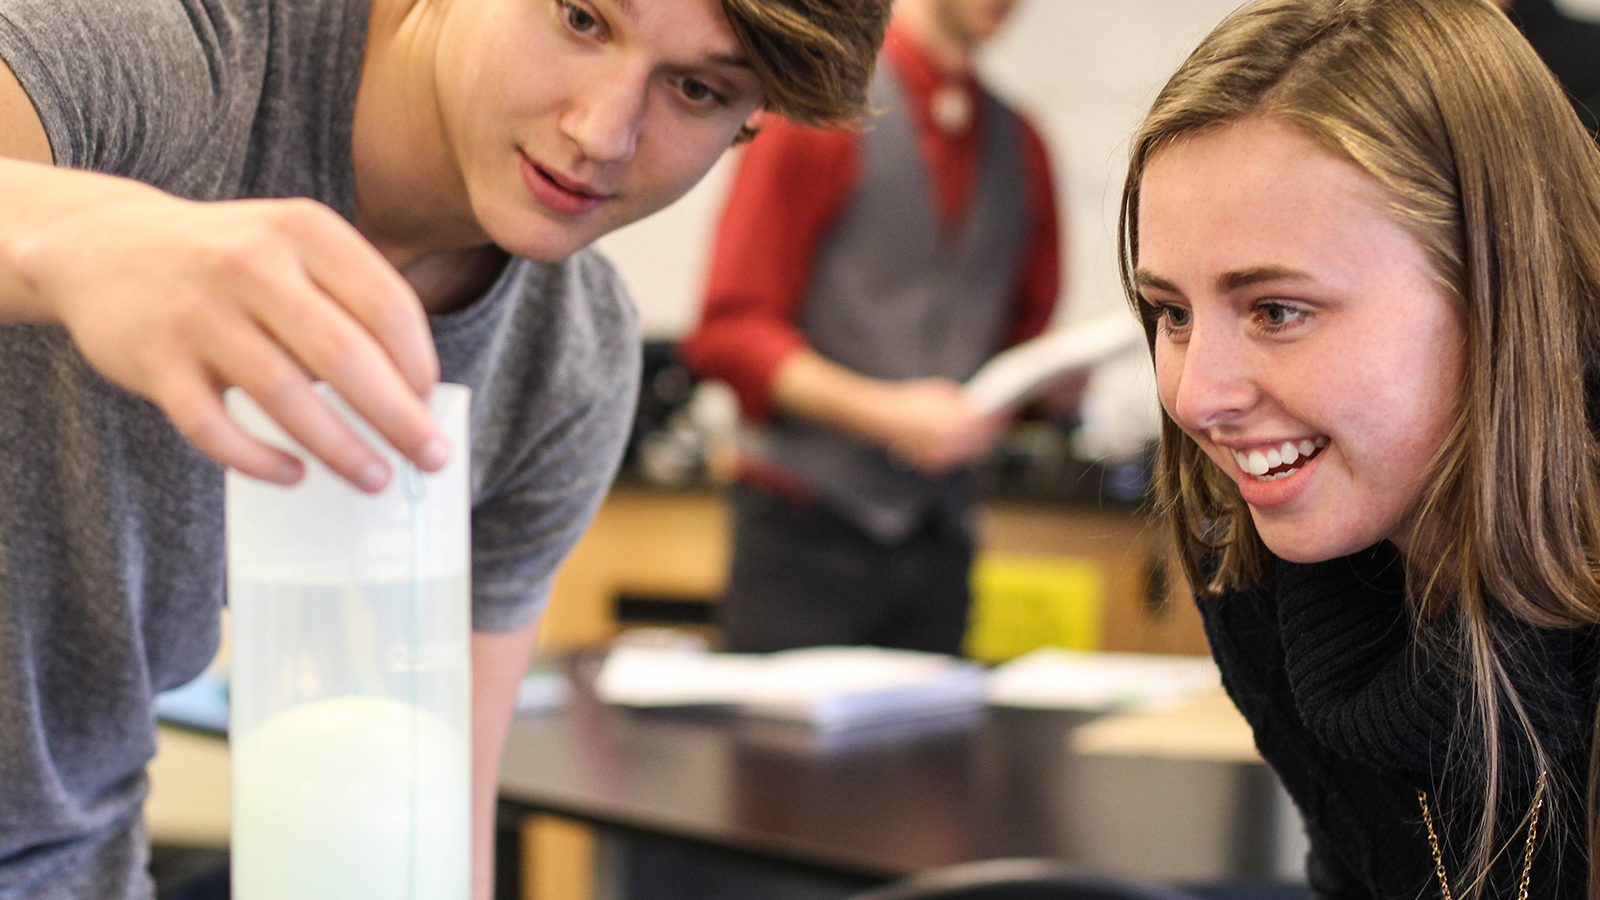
[680,78,725,106]
[561,1,598,33]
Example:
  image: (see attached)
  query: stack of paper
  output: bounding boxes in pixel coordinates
[984,647,1221,712]
[594,645,988,733]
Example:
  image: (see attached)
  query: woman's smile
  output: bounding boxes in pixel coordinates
[1230,436,1327,480]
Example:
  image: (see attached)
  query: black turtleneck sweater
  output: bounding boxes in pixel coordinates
[1509,0,1600,137]
[1200,544,1597,898]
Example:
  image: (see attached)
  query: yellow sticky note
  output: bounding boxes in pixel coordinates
[965,556,1104,663]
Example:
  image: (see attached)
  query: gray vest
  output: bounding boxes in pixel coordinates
[752,67,1030,542]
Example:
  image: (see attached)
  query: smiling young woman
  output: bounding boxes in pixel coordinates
[1138,116,1470,566]
[1120,0,1600,897]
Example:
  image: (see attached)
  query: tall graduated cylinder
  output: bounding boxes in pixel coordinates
[226,384,472,900]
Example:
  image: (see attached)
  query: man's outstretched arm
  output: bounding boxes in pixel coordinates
[468,621,542,900]
[0,57,448,490]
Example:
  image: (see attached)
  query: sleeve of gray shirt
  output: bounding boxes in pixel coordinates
[0,0,258,179]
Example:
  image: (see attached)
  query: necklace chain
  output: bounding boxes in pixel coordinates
[1416,772,1546,900]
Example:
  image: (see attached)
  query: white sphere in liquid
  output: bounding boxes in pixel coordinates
[232,696,469,900]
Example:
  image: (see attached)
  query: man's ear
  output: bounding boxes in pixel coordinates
[732,107,768,146]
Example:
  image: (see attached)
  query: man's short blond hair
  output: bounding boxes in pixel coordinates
[721,0,892,137]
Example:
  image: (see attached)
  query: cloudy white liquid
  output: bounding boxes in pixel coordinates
[230,577,470,900]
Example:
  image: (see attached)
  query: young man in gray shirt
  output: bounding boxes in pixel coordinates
[0,0,890,897]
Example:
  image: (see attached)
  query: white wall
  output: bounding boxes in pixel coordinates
[595,0,1600,457]
[598,1,1244,335]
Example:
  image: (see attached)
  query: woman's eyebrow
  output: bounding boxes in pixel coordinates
[1133,269,1180,294]
[1217,265,1313,291]
[1135,265,1315,296]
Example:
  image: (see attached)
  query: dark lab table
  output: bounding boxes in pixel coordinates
[496,654,1305,899]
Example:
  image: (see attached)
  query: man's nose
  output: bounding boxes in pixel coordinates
[562,60,647,163]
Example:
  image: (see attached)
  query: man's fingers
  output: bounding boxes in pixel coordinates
[246,274,448,477]
[268,202,452,473]
[287,202,441,396]
[162,372,305,486]
[231,359,396,492]
[197,316,408,492]
[51,195,451,487]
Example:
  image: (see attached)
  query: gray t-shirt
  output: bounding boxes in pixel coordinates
[0,0,641,896]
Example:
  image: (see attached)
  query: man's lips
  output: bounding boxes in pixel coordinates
[519,153,609,216]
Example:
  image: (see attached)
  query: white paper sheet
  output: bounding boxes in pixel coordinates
[964,314,1144,415]
[984,647,1221,712]
[594,645,988,733]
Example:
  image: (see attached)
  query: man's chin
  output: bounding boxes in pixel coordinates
[511,243,592,264]
[488,224,600,265]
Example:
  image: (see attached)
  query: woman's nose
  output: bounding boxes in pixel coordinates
[1163,322,1258,431]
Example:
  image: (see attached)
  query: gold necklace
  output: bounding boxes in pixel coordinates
[1416,772,1546,900]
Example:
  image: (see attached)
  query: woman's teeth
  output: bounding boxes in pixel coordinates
[1233,437,1327,480]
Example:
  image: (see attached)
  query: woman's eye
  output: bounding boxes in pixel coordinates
[561,1,599,34]
[1151,302,1191,332]
[1256,302,1305,330]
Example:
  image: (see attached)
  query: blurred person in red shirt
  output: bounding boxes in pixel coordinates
[684,0,1079,655]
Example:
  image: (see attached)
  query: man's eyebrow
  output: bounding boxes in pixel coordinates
[706,52,753,70]
[604,0,750,69]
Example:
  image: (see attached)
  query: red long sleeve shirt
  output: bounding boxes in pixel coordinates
[681,23,1063,422]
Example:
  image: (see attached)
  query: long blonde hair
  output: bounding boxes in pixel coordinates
[1118,0,1600,894]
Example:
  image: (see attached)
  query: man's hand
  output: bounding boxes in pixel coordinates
[876,378,1004,474]
[2,57,443,489]
[770,350,1006,475]
[12,190,446,490]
